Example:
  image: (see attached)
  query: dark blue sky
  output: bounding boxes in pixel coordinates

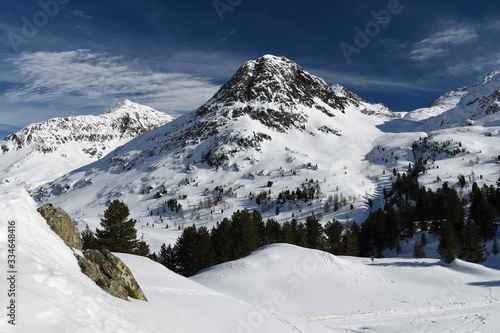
[1,0,500,138]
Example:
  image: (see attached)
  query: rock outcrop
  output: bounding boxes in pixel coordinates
[37,203,82,251]
[38,203,147,301]
[75,249,148,301]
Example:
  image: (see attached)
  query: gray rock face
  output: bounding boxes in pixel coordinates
[37,203,83,251]
[75,249,148,301]
[38,203,147,301]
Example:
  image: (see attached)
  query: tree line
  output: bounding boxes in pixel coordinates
[154,209,341,277]
[82,171,500,277]
[361,169,499,263]
[154,172,499,276]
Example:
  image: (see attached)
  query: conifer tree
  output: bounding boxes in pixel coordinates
[175,224,215,276]
[437,221,458,264]
[162,244,177,271]
[459,220,487,263]
[281,221,295,244]
[345,222,360,256]
[470,183,498,240]
[263,218,282,245]
[211,219,233,264]
[412,238,426,258]
[305,215,326,250]
[324,220,344,255]
[493,239,499,255]
[81,224,96,250]
[136,234,151,257]
[95,200,140,254]
[159,242,169,264]
[230,209,260,259]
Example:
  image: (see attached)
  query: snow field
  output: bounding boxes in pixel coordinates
[0,188,332,333]
[193,243,500,332]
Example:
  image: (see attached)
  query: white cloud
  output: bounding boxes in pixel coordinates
[410,26,478,61]
[445,55,500,77]
[72,10,93,20]
[311,68,442,94]
[3,50,221,117]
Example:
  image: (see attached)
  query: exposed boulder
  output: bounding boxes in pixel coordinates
[75,249,148,301]
[37,203,82,251]
[38,203,147,301]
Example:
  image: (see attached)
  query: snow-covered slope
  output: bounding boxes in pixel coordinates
[331,83,396,118]
[33,55,396,250]
[0,188,330,333]
[405,71,500,126]
[193,243,500,332]
[0,100,173,189]
[2,188,499,332]
[369,72,500,192]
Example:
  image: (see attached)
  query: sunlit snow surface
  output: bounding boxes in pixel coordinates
[0,189,330,333]
[1,189,499,332]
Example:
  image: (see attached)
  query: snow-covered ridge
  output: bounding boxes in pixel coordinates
[331,83,395,118]
[192,243,500,332]
[0,100,173,189]
[0,188,331,333]
[1,100,173,154]
[405,71,500,126]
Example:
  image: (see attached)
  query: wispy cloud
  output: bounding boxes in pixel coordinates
[311,68,443,94]
[445,55,500,77]
[72,10,93,20]
[3,50,221,116]
[410,25,478,61]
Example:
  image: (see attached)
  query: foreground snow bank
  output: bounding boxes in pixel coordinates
[0,188,329,333]
[193,243,500,332]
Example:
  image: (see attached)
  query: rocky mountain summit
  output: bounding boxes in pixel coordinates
[0,100,173,188]
[1,99,172,155]
[99,55,390,169]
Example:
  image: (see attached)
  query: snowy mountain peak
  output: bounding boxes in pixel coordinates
[197,54,346,130]
[105,99,156,115]
[429,71,500,109]
[0,101,173,188]
[406,70,500,126]
[478,71,500,86]
[137,54,363,167]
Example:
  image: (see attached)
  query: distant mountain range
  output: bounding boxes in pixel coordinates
[0,99,173,189]
[1,54,498,251]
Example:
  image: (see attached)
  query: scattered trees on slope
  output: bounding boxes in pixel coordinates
[153,171,500,275]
